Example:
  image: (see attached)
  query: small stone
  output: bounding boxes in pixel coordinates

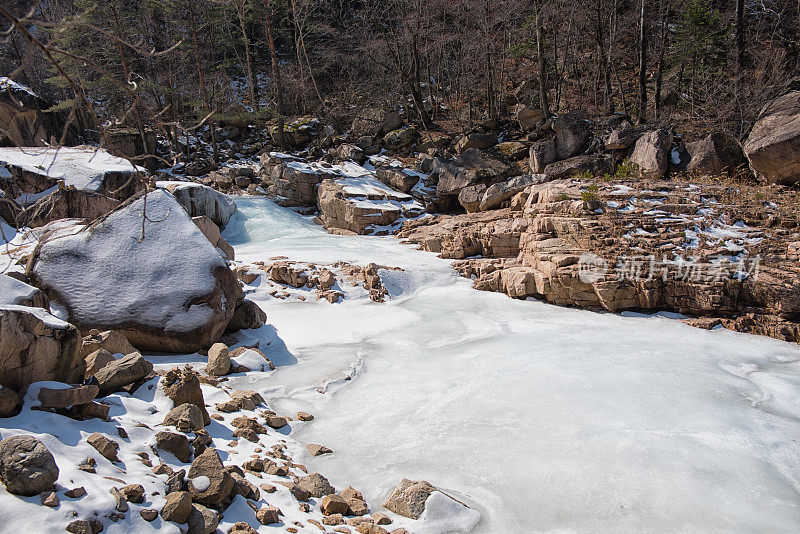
[306,444,332,456]
[40,490,59,507]
[347,498,368,516]
[372,513,392,525]
[66,519,92,534]
[296,412,314,421]
[120,484,145,503]
[288,483,311,502]
[232,428,259,443]
[161,403,204,432]
[65,487,87,498]
[263,415,288,429]
[228,522,257,534]
[160,491,192,523]
[152,463,173,475]
[341,485,363,501]
[298,472,335,497]
[117,427,128,439]
[321,494,349,516]
[299,502,310,512]
[140,509,158,522]
[205,343,231,376]
[260,483,276,493]
[256,505,281,525]
[323,514,344,525]
[110,487,129,512]
[86,433,120,462]
[357,524,388,534]
[155,431,192,463]
[187,503,219,534]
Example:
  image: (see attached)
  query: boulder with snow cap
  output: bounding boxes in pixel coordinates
[29,190,242,353]
[382,478,476,521]
[0,146,144,202]
[0,274,48,308]
[0,305,83,391]
[187,448,234,506]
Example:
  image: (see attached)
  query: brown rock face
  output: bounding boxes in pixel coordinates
[93,352,153,394]
[321,494,349,516]
[0,306,83,391]
[18,187,119,228]
[79,330,137,360]
[0,386,18,417]
[743,90,800,184]
[161,491,192,523]
[155,431,192,463]
[685,132,744,175]
[37,385,98,409]
[225,300,267,333]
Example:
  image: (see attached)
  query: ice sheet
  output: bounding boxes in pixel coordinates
[224,197,800,533]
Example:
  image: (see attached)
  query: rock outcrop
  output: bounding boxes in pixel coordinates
[17,186,119,228]
[30,190,241,353]
[629,129,673,179]
[399,176,800,344]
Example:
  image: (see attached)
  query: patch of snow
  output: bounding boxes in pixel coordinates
[0,77,37,97]
[0,304,70,329]
[15,185,58,206]
[191,475,211,492]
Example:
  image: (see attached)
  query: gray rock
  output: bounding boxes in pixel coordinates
[480,174,550,212]
[298,472,336,497]
[0,386,18,417]
[457,184,487,213]
[686,132,744,174]
[630,129,673,179]
[382,478,438,520]
[743,90,800,184]
[375,167,420,194]
[543,155,613,179]
[0,435,59,496]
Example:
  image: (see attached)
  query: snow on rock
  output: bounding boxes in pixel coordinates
[0,274,48,308]
[0,305,83,391]
[156,181,237,230]
[0,147,144,201]
[30,189,241,353]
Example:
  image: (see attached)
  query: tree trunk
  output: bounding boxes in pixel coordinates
[262,0,286,149]
[637,0,647,123]
[736,0,746,72]
[534,0,551,117]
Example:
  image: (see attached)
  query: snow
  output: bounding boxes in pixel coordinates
[232,349,272,372]
[32,190,228,332]
[0,275,41,306]
[0,147,140,192]
[190,476,211,492]
[221,198,800,533]
[15,185,58,206]
[0,77,37,97]
[0,304,70,329]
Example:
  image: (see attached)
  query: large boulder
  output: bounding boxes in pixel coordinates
[0,305,83,391]
[0,435,59,496]
[529,119,592,173]
[543,155,613,179]
[685,132,744,174]
[0,146,144,202]
[480,174,550,212]
[629,129,673,179]
[17,187,119,228]
[268,116,321,147]
[351,109,402,139]
[158,182,237,230]
[458,184,488,213]
[435,149,511,199]
[455,132,498,154]
[375,167,420,193]
[29,190,242,353]
[225,300,267,332]
[382,479,438,519]
[743,91,800,183]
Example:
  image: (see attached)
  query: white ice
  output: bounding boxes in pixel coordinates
[222,198,800,533]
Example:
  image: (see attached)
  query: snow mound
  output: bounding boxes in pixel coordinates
[31,189,241,352]
[157,180,237,229]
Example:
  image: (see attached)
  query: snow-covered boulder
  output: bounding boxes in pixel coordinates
[0,305,83,391]
[157,181,237,230]
[29,190,242,353]
[0,146,144,202]
[0,274,48,308]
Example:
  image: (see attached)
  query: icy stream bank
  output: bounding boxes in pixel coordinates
[225,197,800,533]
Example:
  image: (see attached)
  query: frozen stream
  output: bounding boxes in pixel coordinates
[224,198,800,533]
